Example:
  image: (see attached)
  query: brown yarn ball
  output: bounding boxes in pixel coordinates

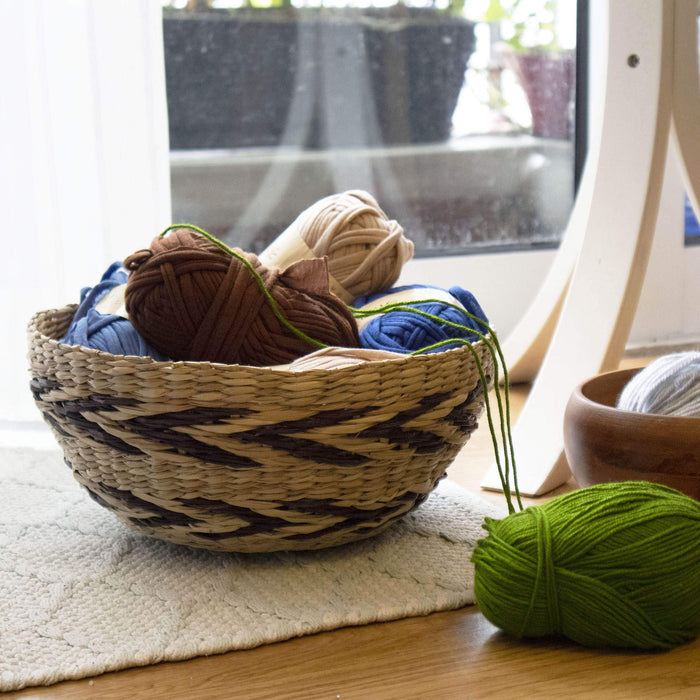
[259,190,414,303]
[123,227,360,366]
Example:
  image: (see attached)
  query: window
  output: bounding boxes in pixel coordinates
[163,0,581,257]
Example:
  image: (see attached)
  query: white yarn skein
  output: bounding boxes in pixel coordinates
[616,351,700,417]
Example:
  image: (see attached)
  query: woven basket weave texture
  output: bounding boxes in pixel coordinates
[27,305,493,552]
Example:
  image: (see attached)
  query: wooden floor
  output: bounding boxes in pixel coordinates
[9,357,700,699]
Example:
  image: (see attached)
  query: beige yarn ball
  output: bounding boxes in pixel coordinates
[259,190,414,303]
[271,346,405,371]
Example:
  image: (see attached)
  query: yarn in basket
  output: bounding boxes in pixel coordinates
[60,262,167,359]
[353,284,490,354]
[123,225,360,366]
[616,351,700,417]
[258,190,414,303]
[271,346,405,371]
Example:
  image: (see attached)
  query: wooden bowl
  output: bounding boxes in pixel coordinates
[564,368,700,499]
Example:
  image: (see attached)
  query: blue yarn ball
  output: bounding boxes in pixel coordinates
[353,284,489,354]
[685,194,700,238]
[61,262,168,360]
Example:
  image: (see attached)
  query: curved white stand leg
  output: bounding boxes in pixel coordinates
[483,0,675,495]
[673,0,700,216]
[506,0,700,391]
[502,152,595,384]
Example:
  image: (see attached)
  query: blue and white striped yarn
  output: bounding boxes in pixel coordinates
[616,351,700,417]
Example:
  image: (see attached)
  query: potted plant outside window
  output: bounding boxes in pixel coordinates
[162,0,477,150]
[482,0,575,139]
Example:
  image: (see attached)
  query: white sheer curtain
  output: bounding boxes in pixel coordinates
[1,0,171,425]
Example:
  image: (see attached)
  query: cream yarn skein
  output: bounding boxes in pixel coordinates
[271,346,405,371]
[259,190,414,303]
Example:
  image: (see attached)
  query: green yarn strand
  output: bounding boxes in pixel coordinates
[160,224,327,350]
[353,300,522,512]
[160,226,522,512]
[156,229,517,506]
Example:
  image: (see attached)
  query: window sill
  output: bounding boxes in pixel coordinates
[169,133,574,254]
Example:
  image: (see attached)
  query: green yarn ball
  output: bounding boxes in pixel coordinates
[472,481,700,650]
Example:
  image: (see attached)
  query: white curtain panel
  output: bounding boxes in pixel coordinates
[0,0,171,423]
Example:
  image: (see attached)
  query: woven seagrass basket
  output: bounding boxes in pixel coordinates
[28,305,493,553]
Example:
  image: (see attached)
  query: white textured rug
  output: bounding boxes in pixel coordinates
[0,447,503,692]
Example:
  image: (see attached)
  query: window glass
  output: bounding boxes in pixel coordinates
[684,10,700,246]
[686,195,700,244]
[163,0,578,256]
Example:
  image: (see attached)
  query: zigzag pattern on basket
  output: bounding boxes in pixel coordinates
[28,305,493,552]
[31,381,482,468]
[78,475,430,544]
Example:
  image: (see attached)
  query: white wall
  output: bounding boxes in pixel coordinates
[0,0,172,424]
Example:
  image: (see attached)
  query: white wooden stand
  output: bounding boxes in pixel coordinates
[482,0,700,496]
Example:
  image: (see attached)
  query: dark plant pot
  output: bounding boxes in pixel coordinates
[163,10,475,150]
[506,49,575,140]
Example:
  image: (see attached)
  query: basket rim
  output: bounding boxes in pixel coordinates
[29,304,493,378]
